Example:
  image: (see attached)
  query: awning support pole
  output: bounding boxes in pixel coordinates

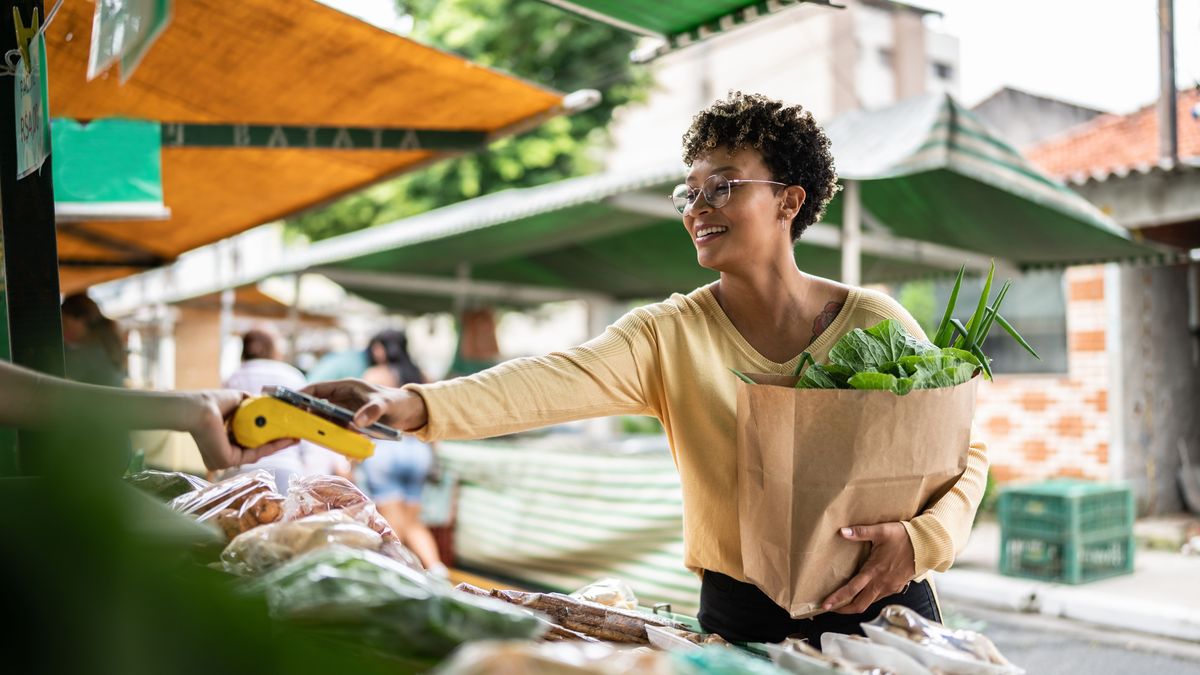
[840,179,862,286]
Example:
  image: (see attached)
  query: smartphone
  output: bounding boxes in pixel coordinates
[263,385,401,440]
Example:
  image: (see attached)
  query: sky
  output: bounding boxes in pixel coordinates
[320,0,1200,114]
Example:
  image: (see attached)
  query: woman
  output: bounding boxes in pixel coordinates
[306,92,988,643]
[61,293,126,388]
[357,330,446,576]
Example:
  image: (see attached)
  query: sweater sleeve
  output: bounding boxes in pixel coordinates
[402,309,659,442]
[857,289,990,576]
[903,439,990,576]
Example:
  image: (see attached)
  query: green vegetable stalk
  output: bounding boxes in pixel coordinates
[732,261,1039,395]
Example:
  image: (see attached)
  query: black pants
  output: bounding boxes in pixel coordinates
[697,570,941,645]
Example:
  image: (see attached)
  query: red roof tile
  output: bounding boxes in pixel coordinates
[1028,88,1200,178]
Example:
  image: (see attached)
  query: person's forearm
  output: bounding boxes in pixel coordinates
[903,439,989,575]
[0,361,196,432]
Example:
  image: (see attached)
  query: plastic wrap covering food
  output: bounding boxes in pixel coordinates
[861,605,1022,675]
[169,469,285,540]
[280,473,422,569]
[457,584,686,644]
[124,470,210,502]
[244,546,545,658]
[283,474,398,541]
[221,510,384,576]
[822,634,931,675]
[570,578,639,611]
[433,641,676,675]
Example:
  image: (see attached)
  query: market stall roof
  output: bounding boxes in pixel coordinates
[47,0,569,293]
[270,94,1169,314]
[275,162,987,314]
[823,92,1171,270]
[540,0,844,61]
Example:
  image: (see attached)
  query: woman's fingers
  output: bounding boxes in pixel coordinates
[822,569,872,611]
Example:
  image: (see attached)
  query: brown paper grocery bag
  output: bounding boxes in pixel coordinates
[736,373,977,619]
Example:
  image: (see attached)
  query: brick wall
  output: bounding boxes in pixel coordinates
[972,265,1112,482]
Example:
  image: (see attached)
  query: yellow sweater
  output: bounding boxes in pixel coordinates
[406,283,989,581]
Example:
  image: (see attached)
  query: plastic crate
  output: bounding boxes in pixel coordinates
[998,480,1135,584]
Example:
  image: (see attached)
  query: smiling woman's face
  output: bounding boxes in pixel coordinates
[682,146,795,273]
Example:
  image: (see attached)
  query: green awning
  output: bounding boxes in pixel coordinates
[540,0,841,60]
[278,94,1173,315]
[821,93,1170,269]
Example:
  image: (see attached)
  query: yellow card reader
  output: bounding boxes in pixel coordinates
[230,386,401,460]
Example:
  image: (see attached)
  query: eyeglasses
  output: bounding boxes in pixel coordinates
[670,174,787,215]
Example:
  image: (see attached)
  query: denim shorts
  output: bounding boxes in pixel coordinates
[358,436,433,504]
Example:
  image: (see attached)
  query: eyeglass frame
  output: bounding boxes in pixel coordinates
[669,174,790,215]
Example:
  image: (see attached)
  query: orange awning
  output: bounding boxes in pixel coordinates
[47,0,565,293]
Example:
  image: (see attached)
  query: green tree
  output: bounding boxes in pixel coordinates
[287,0,649,242]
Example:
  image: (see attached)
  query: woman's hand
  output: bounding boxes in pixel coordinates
[183,390,296,471]
[821,522,916,614]
[301,379,427,432]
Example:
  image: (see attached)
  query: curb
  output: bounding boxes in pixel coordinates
[935,569,1200,643]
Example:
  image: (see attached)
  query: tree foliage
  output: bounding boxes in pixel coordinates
[287,0,649,242]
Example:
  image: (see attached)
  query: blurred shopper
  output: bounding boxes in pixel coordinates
[358,329,445,575]
[220,325,350,490]
[61,293,126,388]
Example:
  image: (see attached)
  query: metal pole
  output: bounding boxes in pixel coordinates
[1158,0,1178,166]
[840,180,862,286]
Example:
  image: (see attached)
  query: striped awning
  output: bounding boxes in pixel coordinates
[437,438,702,615]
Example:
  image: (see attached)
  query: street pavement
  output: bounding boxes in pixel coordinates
[935,519,1200,645]
[945,603,1200,675]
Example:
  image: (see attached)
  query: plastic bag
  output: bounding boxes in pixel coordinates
[221,510,383,576]
[570,577,639,611]
[244,546,545,658]
[861,606,1022,675]
[124,469,210,502]
[820,633,932,675]
[283,474,397,541]
[281,473,423,570]
[169,469,285,540]
[434,641,676,675]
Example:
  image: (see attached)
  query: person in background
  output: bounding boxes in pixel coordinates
[358,329,445,576]
[61,293,126,388]
[220,325,351,490]
[0,360,289,471]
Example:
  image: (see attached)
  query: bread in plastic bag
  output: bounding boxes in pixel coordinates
[221,510,383,576]
[283,474,397,541]
[433,641,676,675]
[124,469,210,502]
[280,473,423,569]
[570,577,639,611]
[861,605,1022,675]
[243,546,546,658]
[168,469,285,540]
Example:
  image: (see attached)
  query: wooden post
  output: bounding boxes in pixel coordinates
[0,0,62,475]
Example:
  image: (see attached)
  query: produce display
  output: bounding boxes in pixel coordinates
[243,546,546,658]
[133,465,1022,673]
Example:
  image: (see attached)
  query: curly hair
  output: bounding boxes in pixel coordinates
[681,91,839,241]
